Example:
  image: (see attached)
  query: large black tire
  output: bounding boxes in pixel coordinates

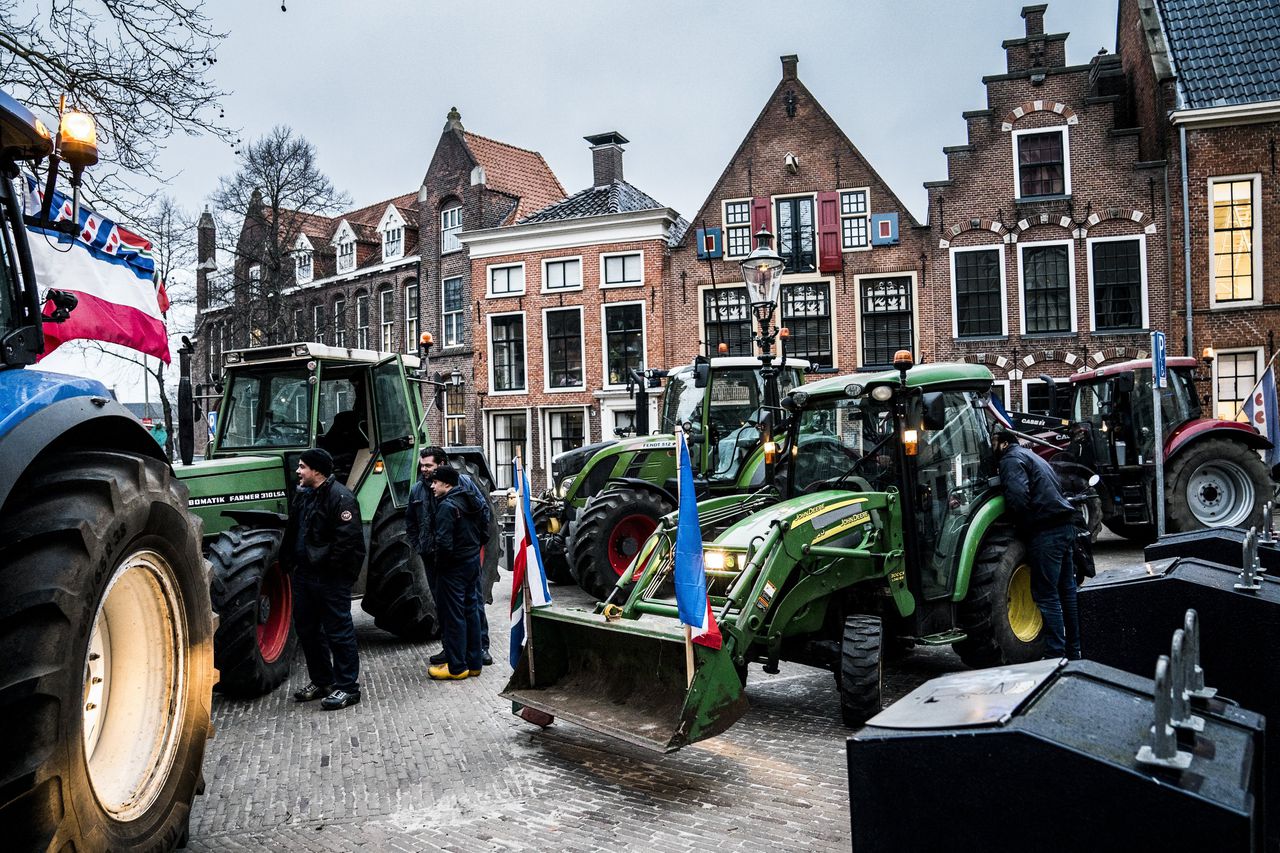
[569,487,674,601]
[953,530,1045,668]
[361,495,438,641]
[208,527,296,698]
[1166,437,1271,532]
[0,450,213,850]
[836,615,882,727]
[532,503,574,584]
[1101,517,1156,544]
[453,458,500,604]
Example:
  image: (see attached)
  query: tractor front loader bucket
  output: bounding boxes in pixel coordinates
[500,605,748,753]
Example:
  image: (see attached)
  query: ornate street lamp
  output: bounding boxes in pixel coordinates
[740,228,785,474]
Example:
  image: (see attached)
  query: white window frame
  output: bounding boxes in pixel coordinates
[601,300,648,389]
[949,244,1008,339]
[442,276,465,348]
[600,250,644,288]
[541,406,592,489]
[248,263,261,285]
[542,305,586,393]
[444,384,467,445]
[852,272,918,369]
[487,311,527,395]
[1020,376,1057,415]
[989,378,1012,408]
[382,225,404,262]
[486,408,531,490]
[1208,173,1263,309]
[487,262,525,297]
[292,306,304,341]
[335,239,355,274]
[838,187,871,252]
[312,304,325,344]
[332,297,347,347]
[722,197,753,259]
[541,255,583,294]
[294,243,313,284]
[379,289,395,352]
[779,276,838,369]
[355,292,371,349]
[1086,234,1149,332]
[1011,125,1072,200]
[601,396,658,439]
[441,205,463,254]
[1017,238,1077,336]
[1211,346,1265,421]
[404,282,419,354]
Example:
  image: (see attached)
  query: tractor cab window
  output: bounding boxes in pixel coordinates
[660,368,705,433]
[218,369,311,449]
[1128,368,1195,462]
[1071,380,1111,429]
[372,358,417,506]
[0,192,18,341]
[790,396,895,494]
[315,367,368,483]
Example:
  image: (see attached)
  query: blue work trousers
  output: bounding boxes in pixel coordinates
[1028,523,1081,660]
[438,555,484,675]
[292,572,360,693]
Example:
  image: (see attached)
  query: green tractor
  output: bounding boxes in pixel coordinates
[503,357,1046,751]
[176,341,500,697]
[536,356,807,600]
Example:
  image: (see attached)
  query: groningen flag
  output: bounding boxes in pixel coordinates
[509,457,552,668]
[1242,364,1280,468]
[672,427,722,649]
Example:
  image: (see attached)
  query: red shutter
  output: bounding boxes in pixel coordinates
[750,196,772,243]
[817,191,842,273]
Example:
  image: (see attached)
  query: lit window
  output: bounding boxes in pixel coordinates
[1210,177,1258,304]
[446,385,467,445]
[1216,350,1260,421]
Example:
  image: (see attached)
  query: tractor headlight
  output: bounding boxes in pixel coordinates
[557,475,575,498]
[703,550,738,571]
[870,385,893,402]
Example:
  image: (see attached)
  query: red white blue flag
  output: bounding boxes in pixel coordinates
[509,457,552,668]
[1242,364,1280,467]
[673,427,722,649]
[22,174,169,363]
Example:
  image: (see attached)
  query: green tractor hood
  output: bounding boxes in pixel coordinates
[175,456,291,537]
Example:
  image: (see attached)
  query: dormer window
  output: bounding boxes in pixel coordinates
[336,239,355,274]
[248,264,261,286]
[383,225,403,261]
[295,250,313,283]
[441,205,462,254]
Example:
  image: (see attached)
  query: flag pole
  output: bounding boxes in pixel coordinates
[684,625,694,687]
[516,451,537,687]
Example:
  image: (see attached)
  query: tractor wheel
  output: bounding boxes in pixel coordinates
[361,495,438,641]
[452,458,501,604]
[569,488,674,600]
[0,450,213,850]
[836,615,882,727]
[1101,517,1156,544]
[953,530,1045,668]
[208,527,295,698]
[1167,437,1270,532]
[532,503,574,584]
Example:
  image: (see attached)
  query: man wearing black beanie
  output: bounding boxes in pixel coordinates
[281,446,367,709]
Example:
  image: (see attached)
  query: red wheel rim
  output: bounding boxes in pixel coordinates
[607,514,659,577]
[256,561,292,663]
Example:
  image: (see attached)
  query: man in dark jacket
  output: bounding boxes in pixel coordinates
[992,426,1081,660]
[281,447,367,709]
[426,465,486,679]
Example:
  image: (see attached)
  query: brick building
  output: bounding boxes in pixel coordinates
[458,133,686,489]
[667,55,926,374]
[924,4,1169,412]
[416,109,566,456]
[1119,0,1280,420]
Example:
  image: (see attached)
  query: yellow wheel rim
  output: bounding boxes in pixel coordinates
[1007,562,1043,642]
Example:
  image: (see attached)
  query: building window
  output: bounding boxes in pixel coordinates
[840,189,869,250]
[248,264,261,286]
[379,289,395,352]
[545,308,584,389]
[488,264,524,296]
[445,385,466,445]
[860,276,914,367]
[355,293,370,349]
[1021,243,1072,334]
[604,302,644,386]
[1216,349,1260,421]
[490,411,527,489]
[1014,128,1068,198]
[703,287,752,355]
[441,205,462,254]
[953,247,1003,337]
[490,314,526,392]
[383,225,403,261]
[313,305,325,344]
[404,282,418,353]
[548,409,586,459]
[293,307,305,341]
[780,282,832,368]
[332,297,346,347]
[603,252,642,287]
[543,258,581,292]
[442,277,464,347]
[723,199,752,258]
[776,196,816,274]
[336,240,355,274]
[1210,177,1259,304]
[1090,238,1144,331]
[295,250,313,283]
[1023,379,1055,415]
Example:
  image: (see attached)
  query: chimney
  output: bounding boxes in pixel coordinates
[1022,4,1046,37]
[196,207,216,310]
[584,131,628,187]
[781,54,798,81]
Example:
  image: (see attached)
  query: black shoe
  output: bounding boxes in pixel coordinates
[429,651,447,665]
[294,682,330,702]
[482,650,494,667]
[320,689,361,710]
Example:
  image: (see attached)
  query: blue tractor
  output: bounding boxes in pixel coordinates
[0,91,213,848]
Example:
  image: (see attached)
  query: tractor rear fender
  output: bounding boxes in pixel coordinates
[951,495,1008,602]
[0,395,162,510]
[1165,418,1271,459]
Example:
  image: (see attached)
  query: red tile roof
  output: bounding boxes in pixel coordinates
[462,132,566,223]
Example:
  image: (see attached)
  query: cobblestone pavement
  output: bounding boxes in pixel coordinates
[189,533,1146,851]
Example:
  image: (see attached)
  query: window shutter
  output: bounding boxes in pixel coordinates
[817,191,842,273]
[696,226,723,260]
[870,212,900,246]
[750,196,771,242]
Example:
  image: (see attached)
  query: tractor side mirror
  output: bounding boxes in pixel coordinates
[921,391,947,431]
[1114,371,1135,394]
[694,360,711,389]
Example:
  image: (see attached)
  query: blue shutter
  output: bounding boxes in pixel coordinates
[870,213,899,246]
[696,226,723,259]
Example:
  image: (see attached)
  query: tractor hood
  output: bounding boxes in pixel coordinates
[551,439,617,483]
[174,455,292,535]
[707,489,872,552]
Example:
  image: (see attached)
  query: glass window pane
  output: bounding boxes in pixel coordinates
[1022,244,1070,333]
[955,249,1001,337]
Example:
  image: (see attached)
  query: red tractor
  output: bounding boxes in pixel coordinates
[1025,357,1273,542]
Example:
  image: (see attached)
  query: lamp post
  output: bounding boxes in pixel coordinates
[740,228,785,411]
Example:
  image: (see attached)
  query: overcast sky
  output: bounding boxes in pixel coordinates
[38,0,1120,400]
